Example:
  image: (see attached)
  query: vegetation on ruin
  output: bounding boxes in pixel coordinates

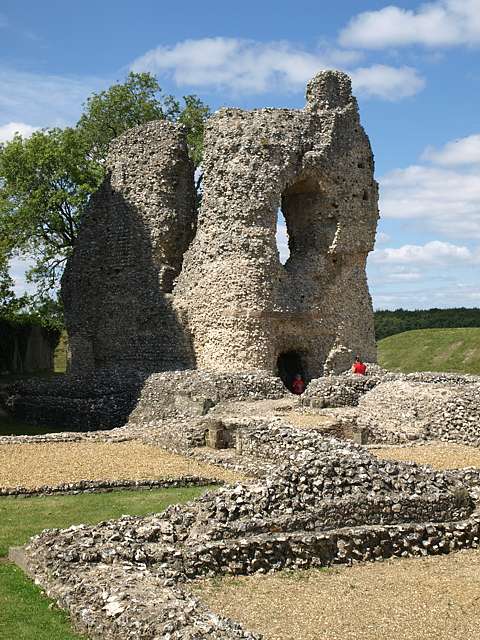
[0,486,210,639]
[377,327,480,375]
[0,72,210,311]
[374,307,480,340]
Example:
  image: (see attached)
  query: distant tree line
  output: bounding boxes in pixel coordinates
[374,308,480,341]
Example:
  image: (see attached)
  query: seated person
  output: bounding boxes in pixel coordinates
[352,355,367,375]
[291,373,305,394]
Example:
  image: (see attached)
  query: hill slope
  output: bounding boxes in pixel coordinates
[377,328,480,375]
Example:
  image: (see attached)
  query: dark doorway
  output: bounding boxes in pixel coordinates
[277,351,305,392]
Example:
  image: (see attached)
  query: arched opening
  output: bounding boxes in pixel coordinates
[279,177,338,268]
[276,208,290,265]
[277,350,305,392]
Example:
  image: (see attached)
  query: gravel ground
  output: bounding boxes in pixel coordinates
[0,442,241,490]
[372,443,480,470]
[194,550,480,640]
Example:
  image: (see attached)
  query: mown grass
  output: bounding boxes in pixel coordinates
[54,332,68,373]
[0,563,86,640]
[0,485,212,639]
[378,327,480,375]
[0,486,210,556]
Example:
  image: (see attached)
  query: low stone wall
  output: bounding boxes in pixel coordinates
[21,423,480,639]
[5,369,286,431]
[357,380,480,446]
[22,508,480,639]
[5,370,147,430]
[127,370,286,425]
[302,373,380,407]
[0,476,218,498]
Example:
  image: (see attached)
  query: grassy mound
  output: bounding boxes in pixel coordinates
[378,327,480,375]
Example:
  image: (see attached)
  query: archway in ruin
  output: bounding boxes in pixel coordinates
[277,350,306,392]
[279,177,337,268]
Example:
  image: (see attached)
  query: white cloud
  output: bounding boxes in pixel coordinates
[339,0,480,49]
[276,213,289,264]
[0,69,102,128]
[350,65,425,100]
[371,240,477,265]
[380,164,480,238]
[131,37,424,100]
[371,282,480,310]
[376,231,391,244]
[9,256,35,297]
[0,121,38,143]
[422,134,480,166]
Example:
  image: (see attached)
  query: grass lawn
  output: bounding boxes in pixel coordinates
[378,327,480,375]
[0,485,212,639]
[0,486,211,556]
[0,563,86,640]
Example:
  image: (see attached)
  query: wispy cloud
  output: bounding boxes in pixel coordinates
[131,37,425,101]
[0,69,103,128]
[339,0,480,49]
[371,240,479,266]
[422,133,480,166]
[380,164,480,238]
[379,133,480,239]
[0,121,38,143]
[350,65,425,100]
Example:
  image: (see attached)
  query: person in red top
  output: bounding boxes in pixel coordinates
[352,355,367,375]
[291,374,305,394]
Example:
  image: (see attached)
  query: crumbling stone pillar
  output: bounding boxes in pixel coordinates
[62,121,196,373]
[175,70,378,377]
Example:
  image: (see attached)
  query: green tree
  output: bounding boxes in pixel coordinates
[77,72,209,167]
[0,72,210,306]
[0,127,103,298]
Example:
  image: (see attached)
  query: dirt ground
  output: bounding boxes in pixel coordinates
[194,549,480,640]
[372,442,480,470]
[0,441,242,490]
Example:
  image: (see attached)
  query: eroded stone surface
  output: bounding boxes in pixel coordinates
[23,425,480,640]
[63,70,378,380]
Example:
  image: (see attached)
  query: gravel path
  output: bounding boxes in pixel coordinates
[0,441,241,490]
[195,550,480,640]
[372,442,480,470]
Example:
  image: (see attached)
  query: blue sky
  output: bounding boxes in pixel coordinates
[1,0,479,309]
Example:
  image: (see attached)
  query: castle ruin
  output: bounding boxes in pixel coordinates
[62,70,379,385]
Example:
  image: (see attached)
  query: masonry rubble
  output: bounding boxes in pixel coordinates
[5,69,480,639]
[21,424,480,639]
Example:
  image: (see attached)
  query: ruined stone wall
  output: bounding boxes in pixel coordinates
[62,121,196,373]
[174,71,378,378]
[64,71,378,380]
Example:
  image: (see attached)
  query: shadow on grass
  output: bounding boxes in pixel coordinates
[0,414,78,437]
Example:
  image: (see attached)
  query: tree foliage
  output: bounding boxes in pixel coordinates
[0,72,210,312]
[0,128,102,297]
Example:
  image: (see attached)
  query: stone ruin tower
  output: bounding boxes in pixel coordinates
[62,71,379,383]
